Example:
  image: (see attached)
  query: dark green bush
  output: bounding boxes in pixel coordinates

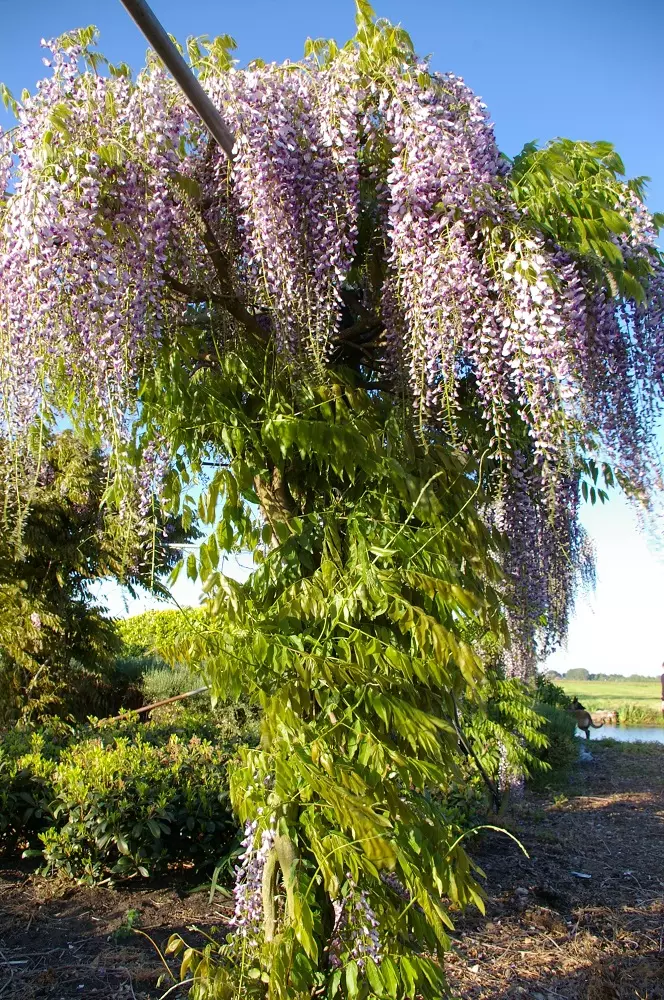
[0,728,64,852]
[42,732,236,882]
[60,661,144,721]
[532,702,578,778]
[112,654,165,683]
[0,713,245,882]
[535,673,573,710]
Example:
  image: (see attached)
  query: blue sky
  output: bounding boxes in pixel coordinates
[2,0,664,674]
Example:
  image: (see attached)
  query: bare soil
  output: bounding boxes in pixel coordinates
[0,739,662,999]
[0,868,234,999]
[446,740,664,999]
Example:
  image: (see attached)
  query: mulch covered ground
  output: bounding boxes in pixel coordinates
[446,740,664,999]
[0,869,229,999]
[0,739,662,999]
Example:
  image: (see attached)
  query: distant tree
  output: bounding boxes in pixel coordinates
[565,667,591,681]
[543,670,562,680]
[0,431,195,722]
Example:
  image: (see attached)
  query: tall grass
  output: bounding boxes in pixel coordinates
[619,704,662,726]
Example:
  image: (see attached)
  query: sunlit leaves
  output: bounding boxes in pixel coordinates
[509,138,662,300]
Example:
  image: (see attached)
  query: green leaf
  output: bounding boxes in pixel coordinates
[345,961,359,998]
[292,894,319,962]
[365,958,384,994]
[116,833,130,855]
[380,957,399,999]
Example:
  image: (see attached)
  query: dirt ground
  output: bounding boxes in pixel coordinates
[0,739,662,999]
[446,740,664,999]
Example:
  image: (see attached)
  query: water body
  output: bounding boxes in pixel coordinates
[577,725,664,744]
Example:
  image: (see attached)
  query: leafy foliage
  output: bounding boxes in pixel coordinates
[1,2,663,675]
[509,139,662,302]
[117,608,207,658]
[41,733,235,881]
[151,358,512,995]
[535,673,574,709]
[0,713,244,881]
[456,671,549,805]
[530,704,578,780]
[0,432,195,724]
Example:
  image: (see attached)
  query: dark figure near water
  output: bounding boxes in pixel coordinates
[569,697,604,739]
[660,666,664,718]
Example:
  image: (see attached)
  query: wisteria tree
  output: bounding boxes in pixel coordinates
[1,3,663,996]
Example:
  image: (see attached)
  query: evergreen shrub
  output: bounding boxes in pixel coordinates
[532,703,578,777]
[0,713,245,881]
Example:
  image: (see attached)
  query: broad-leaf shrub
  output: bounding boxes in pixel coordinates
[0,716,242,881]
[531,704,578,779]
[535,674,574,710]
[0,729,61,853]
[42,733,235,881]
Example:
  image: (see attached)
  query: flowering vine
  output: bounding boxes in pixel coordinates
[229,818,276,949]
[0,19,662,671]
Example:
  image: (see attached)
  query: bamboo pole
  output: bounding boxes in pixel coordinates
[117,0,235,159]
[99,685,209,725]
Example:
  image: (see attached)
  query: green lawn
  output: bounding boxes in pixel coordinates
[555,678,663,725]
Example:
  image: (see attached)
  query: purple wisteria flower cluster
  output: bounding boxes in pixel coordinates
[0,40,189,447]
[2,39,662,471]
[229,817,276,948]
[328,874,383,972]
[496,740,525,799]
[491,452,595,677]
[210,59,362,360]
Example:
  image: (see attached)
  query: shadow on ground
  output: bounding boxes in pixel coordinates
[0,865,233,999]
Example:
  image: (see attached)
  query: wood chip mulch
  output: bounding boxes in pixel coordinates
[446,741,664,999]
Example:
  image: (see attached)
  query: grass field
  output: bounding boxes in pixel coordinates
[555,678,663,725]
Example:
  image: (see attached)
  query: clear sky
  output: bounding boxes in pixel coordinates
[2,0,663,674]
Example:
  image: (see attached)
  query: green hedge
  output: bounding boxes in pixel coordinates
[116,608,206,658]
[0,714,241,882]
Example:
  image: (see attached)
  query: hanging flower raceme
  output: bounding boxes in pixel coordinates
[377,72,596,474]
[328,874,383,972]
[0,40,191,454]
[207,57,361,358]
[378,71,507,426]
[229,817,276,949]
[491,453,595,677]
[496,740,524,799]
